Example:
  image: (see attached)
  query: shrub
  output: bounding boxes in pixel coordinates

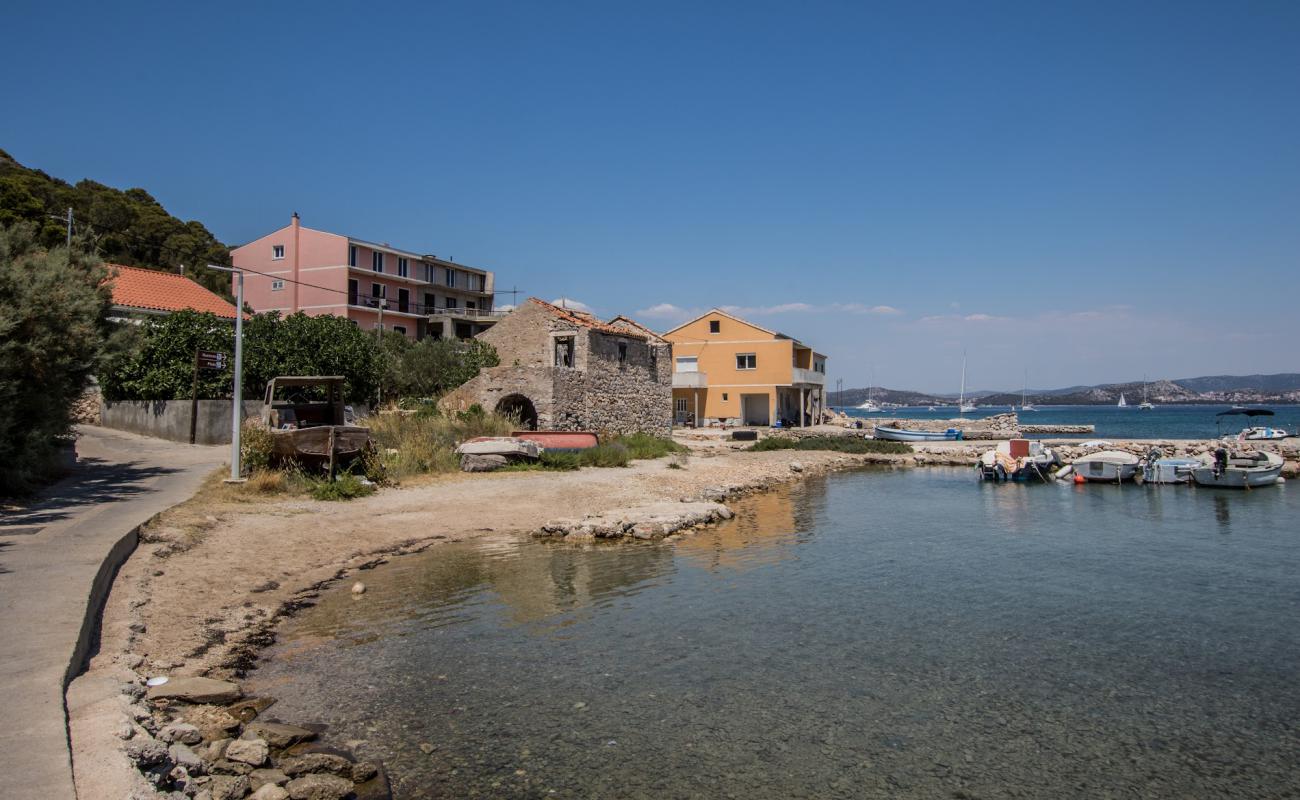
[240,421,275,472]
[613,432,687,460]
[580,441,631,468]
[306,470,375,501]
[365,409,513,479]
[0,222,111,495]
[749,436,912,455]
[244,469,286,494]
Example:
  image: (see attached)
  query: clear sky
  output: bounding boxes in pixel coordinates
[4,0,1297,392]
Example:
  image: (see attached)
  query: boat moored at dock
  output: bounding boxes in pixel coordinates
[1191,449,1283,488]
[1073,450,1141,482]
[978,439,1058,482]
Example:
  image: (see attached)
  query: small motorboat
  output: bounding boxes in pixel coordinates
[1191,449,1283,488]
[1073,450,1140,483]
[873,425,963,442]
[1140,449,1199,484]
[978,439,1058,482]
[1240,426,1288,441]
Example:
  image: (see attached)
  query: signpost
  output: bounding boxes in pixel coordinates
[190,350,230,444]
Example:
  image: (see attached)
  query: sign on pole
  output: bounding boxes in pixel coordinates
[196,350,228,371]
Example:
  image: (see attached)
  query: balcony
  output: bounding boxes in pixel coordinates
[791,367,825,386]
[673,371,708,388]
[426,307,509,320]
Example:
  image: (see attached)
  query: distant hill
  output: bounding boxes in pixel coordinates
[0,149,233,297]
[832,374,1300,407]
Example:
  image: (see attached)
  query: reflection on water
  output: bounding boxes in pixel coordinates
[250,468,1300,799]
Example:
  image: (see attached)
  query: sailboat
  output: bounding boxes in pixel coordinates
[1020,369,1037,412]
[1138,375,1154,410]
[1117,393,1128,408]
[856,369,882,412]
[958,354,976,413]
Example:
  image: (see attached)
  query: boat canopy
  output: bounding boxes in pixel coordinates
[1216,408,1274,417]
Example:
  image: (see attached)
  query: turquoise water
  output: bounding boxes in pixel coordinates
[250,469,1300,798]
[841,403,1300,440]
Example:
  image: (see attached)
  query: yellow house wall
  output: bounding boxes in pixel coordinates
[666,313,796,421]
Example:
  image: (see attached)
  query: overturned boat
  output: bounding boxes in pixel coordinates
[456,437,543,459]
[1191,449,1283,488]
[874,425,963,442]
[1073,450,1140,483]
[261,376,371,469]
[978,439,1058,482]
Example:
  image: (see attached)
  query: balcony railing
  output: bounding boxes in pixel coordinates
[672,371,708,388]
[427,307,509,319]
[791,367,825,385]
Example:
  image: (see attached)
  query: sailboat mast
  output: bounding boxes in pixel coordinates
[959,354,967,408]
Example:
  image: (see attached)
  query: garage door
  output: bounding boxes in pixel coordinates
[741,393,770,426]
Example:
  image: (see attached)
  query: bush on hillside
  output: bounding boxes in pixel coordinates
[379,334,500,402]
[0,222,111,495]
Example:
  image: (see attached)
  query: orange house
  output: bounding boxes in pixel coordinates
[662,309,827,427]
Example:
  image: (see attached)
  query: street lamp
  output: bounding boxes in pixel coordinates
[205,264,246,483]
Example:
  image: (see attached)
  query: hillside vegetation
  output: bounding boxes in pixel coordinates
[0,149,232,298]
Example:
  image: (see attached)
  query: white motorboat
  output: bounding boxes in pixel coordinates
[1191,449,1283,488]
[873,425,963,442]
[1140,449,1199,484]
[978,439,1058,482]
[1240,426,1288,441]
[857,371,883,412]
[1073,450,1140,482]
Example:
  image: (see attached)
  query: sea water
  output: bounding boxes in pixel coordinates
[249,469,1300,798]
[842,403,1300,440]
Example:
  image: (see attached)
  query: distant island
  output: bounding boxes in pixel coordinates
[830,373,1300,407]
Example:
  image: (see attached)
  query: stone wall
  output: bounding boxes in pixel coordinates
[441,303,673,436]
[100,399,264,445]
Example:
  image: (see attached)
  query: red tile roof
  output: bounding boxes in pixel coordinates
[607,315,665,343]
[527,297,647,339]
[105,264,239,319]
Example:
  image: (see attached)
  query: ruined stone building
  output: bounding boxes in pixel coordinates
[440,298,673,436]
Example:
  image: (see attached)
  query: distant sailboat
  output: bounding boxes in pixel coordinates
[1020,369,1037,412]
[856,368,882,412]
[958,354,976,413]
[1117,393,1128,408]
[1138,375,1154,410]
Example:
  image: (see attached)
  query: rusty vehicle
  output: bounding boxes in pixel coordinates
[260,376,371,470]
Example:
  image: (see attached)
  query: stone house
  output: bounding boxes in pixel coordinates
[440,298,673,436]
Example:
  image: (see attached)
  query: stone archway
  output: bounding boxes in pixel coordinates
[495,394,539,430]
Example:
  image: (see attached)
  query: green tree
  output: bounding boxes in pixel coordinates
[0,221,111,495]
[388,337,500,400]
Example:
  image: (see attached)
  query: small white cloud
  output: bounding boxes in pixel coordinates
[963,313,1008,322]
[497,303,517,312]
[867,305,903,316]
[635,302,692,319]
[550,297,593,313]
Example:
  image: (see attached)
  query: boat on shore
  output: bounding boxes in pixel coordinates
[874,425,963,442]
[1073,450,1140,482]
[1239,426,1288,441]
[260,376,372,470]
[978,439,1058,482]
[1191,449,1283,488]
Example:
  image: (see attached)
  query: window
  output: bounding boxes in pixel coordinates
[554,336,575,368]
[348,245,357,267]
[722,393,729,401]
[398,288,410,313]
[617,342,628,365]
[272,245,285,260]
[468,273,484,291]
[397,257,408,277]
[445,267,456,287]
[709,320,721,334]
[736,353,757,370]
[372,251,384,272]
[424,263,435,283]
[814,358,826,374]
[675,356,698,373]
[675,398,688,414]
[392,325,407,336]
[466,300,476,310]
[348,279,358,305]
[371,283,386,306]
[271,279,285,291]
[424,293,436,313]
[445,297,458,309]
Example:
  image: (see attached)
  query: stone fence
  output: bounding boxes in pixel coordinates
[99,399,371,445]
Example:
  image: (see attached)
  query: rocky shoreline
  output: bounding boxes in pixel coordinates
[76,434,1300,798]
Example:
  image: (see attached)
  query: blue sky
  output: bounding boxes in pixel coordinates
[4,0,1297,392]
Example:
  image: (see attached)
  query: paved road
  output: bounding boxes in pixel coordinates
[0,426,224,800]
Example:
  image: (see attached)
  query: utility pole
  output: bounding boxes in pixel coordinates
[375,298,387,406]
[205,265,246,483]
[48,208,73,248]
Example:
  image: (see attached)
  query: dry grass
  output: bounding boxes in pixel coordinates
[365,408,514,479]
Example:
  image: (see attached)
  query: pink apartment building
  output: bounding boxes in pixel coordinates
[231,213,499,340]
